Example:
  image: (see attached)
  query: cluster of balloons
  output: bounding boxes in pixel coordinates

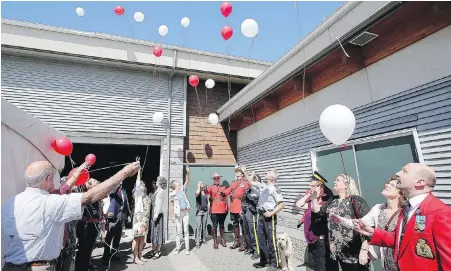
[319,104,356,146]
[218,2,259,41]
[51,137,97,186]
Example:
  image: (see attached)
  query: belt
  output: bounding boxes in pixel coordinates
[231,196,243,200]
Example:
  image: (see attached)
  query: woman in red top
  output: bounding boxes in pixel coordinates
[227,166,250,250]
[206,172,230,249]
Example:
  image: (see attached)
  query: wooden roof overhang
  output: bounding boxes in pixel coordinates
[228,1,451,131]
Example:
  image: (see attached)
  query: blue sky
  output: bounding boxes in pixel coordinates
[1,1,343,62]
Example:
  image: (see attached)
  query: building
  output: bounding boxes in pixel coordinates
[1,18,270,239]
[218,1,451,262]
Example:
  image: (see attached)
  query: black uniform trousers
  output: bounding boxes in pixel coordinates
[257,212,279,268]
[102,218,123,262]
[242,208,258,253]
[75,221,98,271]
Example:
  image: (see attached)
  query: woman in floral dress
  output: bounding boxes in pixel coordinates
[147,176,167,259]
[312,174,370,271]
[132,171,150,265]
[333,176,405,271]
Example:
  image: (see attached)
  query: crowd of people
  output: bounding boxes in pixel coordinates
[2,159,450,271]
[297,163,451,271]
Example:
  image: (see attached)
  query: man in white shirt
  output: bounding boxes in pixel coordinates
[1,160,140,271]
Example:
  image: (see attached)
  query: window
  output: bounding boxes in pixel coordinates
[312,129,422,208]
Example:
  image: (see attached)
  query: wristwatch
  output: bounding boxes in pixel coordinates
[361,247,368,251]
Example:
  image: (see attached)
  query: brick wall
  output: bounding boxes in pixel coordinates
[185,80,245,165]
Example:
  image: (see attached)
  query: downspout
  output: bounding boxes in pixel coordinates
[165,50,177,240]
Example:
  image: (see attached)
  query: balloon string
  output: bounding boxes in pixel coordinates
[329,29,350,58]
[247,39,255,81]
[88,162,135,173]
[124,14,135,38]
[295,1,303,39]
[338,145,348,176]
[69,155,76,169]
[194,86,207,156]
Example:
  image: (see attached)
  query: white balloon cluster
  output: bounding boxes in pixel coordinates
[76,7,85,17]
[153,112,164,124]
[134,12,145,23]
[208,113,219,125]
[319,104,356,145]
[159,25,169,37]
[205,79,215,89]
[181,17,190,28]
[241,19,259,38]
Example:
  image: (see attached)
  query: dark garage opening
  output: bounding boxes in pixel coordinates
[62,143,161,226]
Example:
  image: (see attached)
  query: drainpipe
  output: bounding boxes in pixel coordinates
[165,50,177,240]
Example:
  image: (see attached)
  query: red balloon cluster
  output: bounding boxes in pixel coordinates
[153,46,163,57]
[221,26,233,41]
[114,6,124,16]
[189,75,199,87]
[52,137,73,156]
[85,154,96,166]
[220,2,232,17]
[69,167,90,186]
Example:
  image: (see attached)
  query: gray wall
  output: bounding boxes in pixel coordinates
[1,54,185,138]
[237,77,451,260]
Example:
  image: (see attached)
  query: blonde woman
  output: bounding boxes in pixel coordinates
[330,176,405,271]
[132,171,150,264]
[311,174,370,271]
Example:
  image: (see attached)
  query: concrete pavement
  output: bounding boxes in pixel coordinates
[91,229,307,271]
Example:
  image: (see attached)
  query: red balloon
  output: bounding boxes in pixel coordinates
[69,167,90,186]
[189,75,199,87]
[52,137,73,156]
[221,26,233,41]
[153,46,162,57]
[220,2,232,17]
[85,154,96,166]
[114,6,124,16]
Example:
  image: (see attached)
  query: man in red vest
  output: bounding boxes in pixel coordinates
[354,163,451,271]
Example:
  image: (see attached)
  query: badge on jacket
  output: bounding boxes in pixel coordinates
[415,238,434,259]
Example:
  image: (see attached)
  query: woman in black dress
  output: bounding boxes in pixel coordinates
[312,174,370,271]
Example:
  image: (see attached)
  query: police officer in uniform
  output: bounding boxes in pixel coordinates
[227,166,250,250]
[241,173,261,260]
[244,168,285,271]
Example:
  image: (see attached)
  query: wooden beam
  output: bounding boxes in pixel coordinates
[278,74,312,109]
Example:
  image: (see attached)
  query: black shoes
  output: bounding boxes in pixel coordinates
[253,262,269,269]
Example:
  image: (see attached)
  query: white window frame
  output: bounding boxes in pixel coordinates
[310,128,425,196]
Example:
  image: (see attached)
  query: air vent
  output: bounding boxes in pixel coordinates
[349,31,379,47]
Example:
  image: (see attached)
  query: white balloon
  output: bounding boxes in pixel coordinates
[153,112,164,124]
[241,19,259,38]
[208,113,219,125]
[75,7,84,17]
[181,17,190,28]
[134,12,145,23]
[159,25,169,37]
[205,79,215,89]
[319,104,356,145]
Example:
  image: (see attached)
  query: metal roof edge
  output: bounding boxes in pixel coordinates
[1,18,272,66]
[217,1,399,119]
